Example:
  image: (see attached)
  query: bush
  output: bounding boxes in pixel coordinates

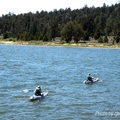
[9,38,13,41]
[43,34,49,41]
[98,37,103,43]
[104,36,108,43]
[60,36,66,44]
[3,33,9,39]
[114,36,120,43]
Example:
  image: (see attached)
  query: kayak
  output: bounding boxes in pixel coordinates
[83,78,99,84]
[29,91,48,101]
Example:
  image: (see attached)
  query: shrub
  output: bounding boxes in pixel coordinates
[114,36,120,43]
[104,36,108,43]
[98,37,103,43]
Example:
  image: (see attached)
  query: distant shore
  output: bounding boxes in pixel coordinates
[0,40,120,48]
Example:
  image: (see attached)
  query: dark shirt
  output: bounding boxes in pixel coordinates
[35,89,42,96]
[87,75,92,81]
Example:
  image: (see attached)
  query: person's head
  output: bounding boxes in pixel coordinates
[88,73,91,75]
[37,86,41,89]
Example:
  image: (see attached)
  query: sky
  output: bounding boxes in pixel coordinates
[0,0,119,16]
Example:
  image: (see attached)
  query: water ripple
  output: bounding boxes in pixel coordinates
[0,45,120,120]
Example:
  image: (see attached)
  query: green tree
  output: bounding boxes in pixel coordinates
[73,22,84,43]
[82,15,95,40]
[3,32,9,39]
[0,2,120,43]
[61,21,73,43]
[43,34,49,41]
[94,26,102,40]
[114,36,120,43]
[50,20,59,41]
[29,21,37,35]
[98,36,103,43]
[104,35,108,43]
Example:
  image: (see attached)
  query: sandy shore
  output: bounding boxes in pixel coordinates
[0,40,120,48]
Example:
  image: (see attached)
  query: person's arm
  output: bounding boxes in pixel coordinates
[35,90,37,95]
[40,89,42,93]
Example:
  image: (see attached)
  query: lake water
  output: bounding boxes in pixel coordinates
[0,44,120,120]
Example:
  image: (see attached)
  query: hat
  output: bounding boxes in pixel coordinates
[37,86,40,88]
[88,73,91,75]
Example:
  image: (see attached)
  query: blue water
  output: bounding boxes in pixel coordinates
[0,44,120,120]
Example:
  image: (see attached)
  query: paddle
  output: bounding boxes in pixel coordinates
[98,80,103,82]
[23,88,50,93]
[23,86,43,93]
[94,78,103,82]
[23,89,34,93]
[92,73,103,82]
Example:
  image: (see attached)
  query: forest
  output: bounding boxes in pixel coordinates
[0,3,120,44]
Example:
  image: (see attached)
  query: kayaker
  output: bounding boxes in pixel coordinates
[87,73,93,83]
[34,86,43,96]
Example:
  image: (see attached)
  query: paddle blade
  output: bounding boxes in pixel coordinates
[23,89,29,93]
[98,80,103,82]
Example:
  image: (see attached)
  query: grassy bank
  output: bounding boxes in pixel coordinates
[0,39,120,48]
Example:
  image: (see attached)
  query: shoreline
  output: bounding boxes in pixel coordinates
[0,40,120,48]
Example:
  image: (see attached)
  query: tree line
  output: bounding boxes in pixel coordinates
[0,3,120,43]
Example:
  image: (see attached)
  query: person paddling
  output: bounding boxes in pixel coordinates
[34,86,43,96]
[87,73,93,83]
